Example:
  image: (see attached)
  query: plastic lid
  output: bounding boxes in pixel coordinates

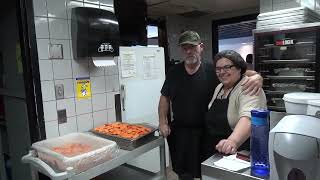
[251,109,270,118]
[308,100,320,106]
[283,93,320,104]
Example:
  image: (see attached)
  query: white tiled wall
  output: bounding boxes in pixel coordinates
[33,0,118,138]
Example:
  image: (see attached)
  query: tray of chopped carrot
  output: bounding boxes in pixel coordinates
[91,122,158,150]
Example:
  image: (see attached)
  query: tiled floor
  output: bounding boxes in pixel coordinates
[93,164,179,180]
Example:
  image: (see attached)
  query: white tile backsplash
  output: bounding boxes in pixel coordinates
[105,75,119,92]
[50,39,71,60]
[106,92,115,109]
[33,0,47,17]
[33,2,119,137]
[89,61,105,77]
[105,62,118,75]
[57,98,76,117]
[54,79,75,98]
[105,75,112,92]
[92,93,107,111]
[75,98,92,115]
[43,101,57,121]
[41,81,56,101]
[93,110,108,127]
[37,39,50,59]
[72,60,89,78]
[59,116,78,135]
[107,108,116,122]
[45,121,59,139]
[39,60,54,80]
[91,76,106,94]
[49,18,69,39]
[53,60,72,79]
[47,0,68,19]
[77,113,93,132]
[34,17,49,38]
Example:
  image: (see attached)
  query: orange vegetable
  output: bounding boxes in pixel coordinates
[94,122,152,139]
[52,143,92,157]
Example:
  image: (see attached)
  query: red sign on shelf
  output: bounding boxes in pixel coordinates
[275,39,294,46]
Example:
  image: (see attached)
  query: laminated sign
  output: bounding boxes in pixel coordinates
[76,78,91,99]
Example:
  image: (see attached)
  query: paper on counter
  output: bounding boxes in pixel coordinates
[213,154,251,171]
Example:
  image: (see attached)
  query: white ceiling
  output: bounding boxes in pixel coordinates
[146,0,259,18]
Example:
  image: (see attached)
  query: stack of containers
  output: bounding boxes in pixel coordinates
[283,92,320,115]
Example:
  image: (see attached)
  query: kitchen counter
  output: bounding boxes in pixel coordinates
[201,154,269,180]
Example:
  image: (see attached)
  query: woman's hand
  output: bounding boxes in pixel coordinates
[159,122,171,138]
[215,139,238,154]
[241,74,263,96]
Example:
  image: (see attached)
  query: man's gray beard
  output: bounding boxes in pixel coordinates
[184,58,199,65]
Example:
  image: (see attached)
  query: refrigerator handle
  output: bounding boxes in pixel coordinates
[120,84,126,111]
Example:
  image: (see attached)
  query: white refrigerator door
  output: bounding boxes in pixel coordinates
[118,46,169,173]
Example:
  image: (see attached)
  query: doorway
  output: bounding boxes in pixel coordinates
[212,14,258,62]
[0,0,45,179]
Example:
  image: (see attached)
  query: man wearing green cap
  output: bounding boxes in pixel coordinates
[158,30,262,179]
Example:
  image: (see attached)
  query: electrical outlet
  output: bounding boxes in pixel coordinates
[55,84,64,100]
[57,109,67,124]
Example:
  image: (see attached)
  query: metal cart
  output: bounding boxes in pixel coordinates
[22,136,167,180]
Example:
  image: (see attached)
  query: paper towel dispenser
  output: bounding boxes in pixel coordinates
[71,7,120,59]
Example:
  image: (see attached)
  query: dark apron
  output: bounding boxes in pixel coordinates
[167,65,209,178]
[167,124,202,178]
[202,77,250,161]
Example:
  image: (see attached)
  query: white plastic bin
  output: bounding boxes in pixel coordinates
[283,92,320,114]
[32,133,119,173]
[307,100,320,116]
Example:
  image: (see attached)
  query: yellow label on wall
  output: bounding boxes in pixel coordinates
[76,78,91,99]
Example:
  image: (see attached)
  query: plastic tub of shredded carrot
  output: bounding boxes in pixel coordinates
[32,133,119,173]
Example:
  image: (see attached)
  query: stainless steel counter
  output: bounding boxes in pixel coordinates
[201,154,268,180]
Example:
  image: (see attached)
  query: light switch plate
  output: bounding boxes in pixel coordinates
[55,84,64,100]
[57,109,67,124]
[49,44,63,59]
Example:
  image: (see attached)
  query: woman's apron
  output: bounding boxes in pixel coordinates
[202,77,250,161]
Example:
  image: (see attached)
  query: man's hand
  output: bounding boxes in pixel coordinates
[159,122,171,138]
[215,139,238,155]
[241,74,263,96]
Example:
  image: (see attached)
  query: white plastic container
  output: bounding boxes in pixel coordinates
[283,92,320,114]
[32,133,119,173]
[307,100,320,116]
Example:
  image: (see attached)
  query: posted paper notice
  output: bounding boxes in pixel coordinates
[120,51,137,78]
[143,54,159,80]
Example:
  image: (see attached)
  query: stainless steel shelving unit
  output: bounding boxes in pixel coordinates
[254,23,320,111]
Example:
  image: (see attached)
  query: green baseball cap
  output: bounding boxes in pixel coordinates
[178,31,201,46]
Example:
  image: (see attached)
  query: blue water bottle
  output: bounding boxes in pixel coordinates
[250,109,270,178]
